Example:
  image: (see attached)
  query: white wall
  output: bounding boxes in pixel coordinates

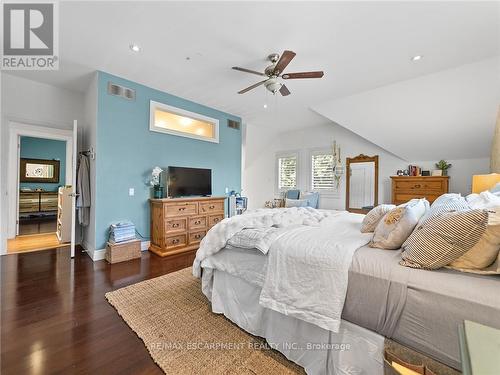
[243,121,407,210]
[410,158,490,195]
[0,73,84,249]
[312,57,500,161]
[243,122,491,210]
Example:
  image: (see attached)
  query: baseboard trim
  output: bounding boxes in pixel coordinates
[141,240,150,251]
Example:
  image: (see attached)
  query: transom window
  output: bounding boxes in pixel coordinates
[311,153,334,190]
[149,101,219,143]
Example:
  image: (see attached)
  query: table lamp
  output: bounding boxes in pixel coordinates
[471,173,500,193]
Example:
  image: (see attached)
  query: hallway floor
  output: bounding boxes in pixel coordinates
[7,233,68,254]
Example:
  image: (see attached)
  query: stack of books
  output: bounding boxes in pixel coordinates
[109,221,136,244]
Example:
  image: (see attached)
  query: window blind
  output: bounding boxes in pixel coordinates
[311,154,334,190]
[278,156,297,189]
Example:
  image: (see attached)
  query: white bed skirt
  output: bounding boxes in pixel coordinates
[210,270,384,375]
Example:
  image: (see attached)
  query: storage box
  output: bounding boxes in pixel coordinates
[105,239,141,264]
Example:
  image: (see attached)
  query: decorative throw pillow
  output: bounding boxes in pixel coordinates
[466,191,500,209]
[370,199,429,250]
[300,192,320,209]
[284,198,308,208]
[400,209,494,270]
[491,182,500,194]
[447,207,500,273]
[418,193,470,226]
[360,204,396,233]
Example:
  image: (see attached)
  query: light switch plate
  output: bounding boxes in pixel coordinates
[129,188,135,196]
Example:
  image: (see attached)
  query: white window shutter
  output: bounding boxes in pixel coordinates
[311,154,334,190]
[278,156,297,189]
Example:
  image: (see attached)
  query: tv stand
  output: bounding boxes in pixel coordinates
[149,196,225,257]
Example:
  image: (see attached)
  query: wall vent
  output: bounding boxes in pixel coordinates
[107,82,136,101]
[227,119,240,130]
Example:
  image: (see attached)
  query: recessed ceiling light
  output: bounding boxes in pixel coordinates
[411,55,423,61]
[263,104,268,109]
[129,44,141,52]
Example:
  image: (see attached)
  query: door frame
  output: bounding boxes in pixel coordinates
[6,121,73,252]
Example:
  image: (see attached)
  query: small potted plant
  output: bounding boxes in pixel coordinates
[150,166,164,199]
[435,160,452,176]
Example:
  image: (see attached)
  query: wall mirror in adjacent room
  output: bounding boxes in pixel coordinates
[20,158,60,183]
[346,154,378,214]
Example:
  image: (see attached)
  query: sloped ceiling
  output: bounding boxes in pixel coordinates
[312,58,500,161]
[6,1,500,158]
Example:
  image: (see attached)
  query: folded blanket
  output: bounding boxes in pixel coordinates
[193,207,336,278]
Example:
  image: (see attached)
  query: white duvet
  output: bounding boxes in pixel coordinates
[194,207,372,333]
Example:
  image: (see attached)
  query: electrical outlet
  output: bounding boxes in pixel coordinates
[129,188,135,196]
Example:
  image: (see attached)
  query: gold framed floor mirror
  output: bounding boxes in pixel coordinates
[346,154,379,214]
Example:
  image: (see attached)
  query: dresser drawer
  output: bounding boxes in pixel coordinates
[189,230,206,245]
[164,202,198,217]
[189,216,207,230]
[208,214,224,228]
[199,200,224,214]
[393,193,427,205]
[165,234,187,249]
[165,218,187,233]
[19,202,39,213]
[394,180,445,192]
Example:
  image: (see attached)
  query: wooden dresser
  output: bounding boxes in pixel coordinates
[391,176,449,205]
[149,196,226,257]
[19,191,58,213]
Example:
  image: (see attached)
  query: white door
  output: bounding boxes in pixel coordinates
[70,120,78,258]
[349,162,375,209]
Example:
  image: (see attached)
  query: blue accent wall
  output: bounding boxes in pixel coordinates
[95,72,242,249]
[20,136,66,192]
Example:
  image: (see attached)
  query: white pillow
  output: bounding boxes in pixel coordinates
[370,199,429,250]
[466,191,500,209]
[360,204,396,233]
[284,198,308,208]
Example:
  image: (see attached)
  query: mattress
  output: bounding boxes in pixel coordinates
[201,245,500,370]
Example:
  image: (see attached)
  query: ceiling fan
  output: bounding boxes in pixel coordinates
[232,50,324,96]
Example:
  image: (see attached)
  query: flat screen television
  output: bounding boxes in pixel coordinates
[168,166,212,197]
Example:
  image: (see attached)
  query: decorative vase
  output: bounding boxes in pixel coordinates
[153,185,164,199]
[442,170,448,176]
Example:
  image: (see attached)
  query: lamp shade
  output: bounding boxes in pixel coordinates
[472,173,500,193]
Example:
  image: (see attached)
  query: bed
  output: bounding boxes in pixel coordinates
[196,208,500,374]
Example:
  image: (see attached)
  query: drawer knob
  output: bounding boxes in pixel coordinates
[194,234,201,239]
[214,218,219,223]
[194,220,201,225]
[172,239,180,244]
[209,205,215,209]
[179,207,186,211]
[172,223,179,228]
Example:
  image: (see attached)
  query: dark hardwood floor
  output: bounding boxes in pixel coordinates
[1,246,195,374]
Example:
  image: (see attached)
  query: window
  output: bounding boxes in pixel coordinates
[150,101,219,143]
[311,153,334,190]
[278,155,297,190]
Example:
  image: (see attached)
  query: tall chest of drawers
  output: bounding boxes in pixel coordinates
[390,176,449,205]
[149,197,226,257]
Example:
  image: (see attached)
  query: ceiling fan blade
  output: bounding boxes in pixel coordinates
[282,71,324,79]
[232,66,266,76]
[279,84,291,96]
[238,79,268,94]
[273,50,296,75]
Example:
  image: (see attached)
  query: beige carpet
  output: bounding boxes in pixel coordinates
[106,267,304,374]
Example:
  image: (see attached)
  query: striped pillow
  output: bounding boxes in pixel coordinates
[361,204,396,233]
[418,194,470,227]
[400,209,489,270]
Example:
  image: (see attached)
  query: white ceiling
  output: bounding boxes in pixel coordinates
[8,1,500,138]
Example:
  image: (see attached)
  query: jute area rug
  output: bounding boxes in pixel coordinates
[106,267,304,374]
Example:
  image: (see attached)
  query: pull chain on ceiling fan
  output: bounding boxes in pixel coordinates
[232,50,324,96]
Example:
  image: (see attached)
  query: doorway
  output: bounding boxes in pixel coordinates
[5,122,77,256]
